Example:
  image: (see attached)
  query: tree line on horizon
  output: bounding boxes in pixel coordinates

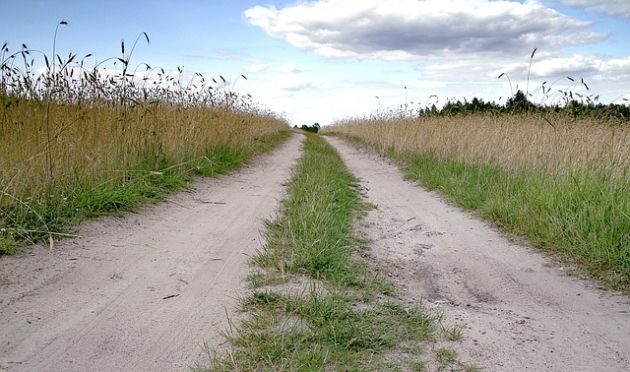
[415,91,630,122]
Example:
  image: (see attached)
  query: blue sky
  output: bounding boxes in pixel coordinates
[2,0,629,125]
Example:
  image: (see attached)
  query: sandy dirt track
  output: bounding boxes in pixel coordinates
[326,137,630,372]
[0,134,303,371]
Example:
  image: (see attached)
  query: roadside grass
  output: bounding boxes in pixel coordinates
[0,130,289,255]
[203,134,466,371]
[404,154,629,287]
[324,114,630,291]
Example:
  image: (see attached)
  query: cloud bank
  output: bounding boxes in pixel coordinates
[245,0,604,59]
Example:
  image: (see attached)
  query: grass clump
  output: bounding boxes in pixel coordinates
[0,235,18,255]
[433,348,477,372]
[204,134,456,371]
[325,114,630,290]
[210,288,435,371]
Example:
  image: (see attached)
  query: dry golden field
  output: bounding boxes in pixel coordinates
[0,42,288,251]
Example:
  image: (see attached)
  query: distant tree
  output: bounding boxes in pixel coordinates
[299,123,320,133]
[505,90,537,113]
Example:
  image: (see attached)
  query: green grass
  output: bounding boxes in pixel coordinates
[213,290,435,371]
[253,133,377,287]
[434,348,477,372]
[402,152,630,290]
[203,134,454,371]
[0,130,290,254]
[0,236,18,255]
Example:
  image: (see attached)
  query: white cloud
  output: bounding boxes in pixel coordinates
[533,55,630,79]
[245,0,604,60]
[560,0,630,18]
[491,54,630,81]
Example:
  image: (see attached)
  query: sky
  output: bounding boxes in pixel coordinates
[1,0,629,125]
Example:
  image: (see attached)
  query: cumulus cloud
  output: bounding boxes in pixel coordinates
[532,56,630,79]
[245,0,604,59]
[560,0,630,18]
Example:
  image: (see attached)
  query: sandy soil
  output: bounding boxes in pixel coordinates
[0,134,303,371]
[326,137,630,372]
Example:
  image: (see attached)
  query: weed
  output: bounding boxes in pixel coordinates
[0,235,18,255]
[443,327,463,342]
[435,348,457,367]
[411,359,427,371]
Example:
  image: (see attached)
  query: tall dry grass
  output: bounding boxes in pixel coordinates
[330,115,629,178]
[0,32,288,252]
[1,101,286,203]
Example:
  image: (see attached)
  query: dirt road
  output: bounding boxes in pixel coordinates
[326,137,630,372]
[0,134,303,371]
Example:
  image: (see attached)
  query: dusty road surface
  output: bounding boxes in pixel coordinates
[0,134,303,371]
[326,137,630,372]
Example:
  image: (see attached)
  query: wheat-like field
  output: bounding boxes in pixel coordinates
[0,101,286,201]
[330,115,629,177]
[0,36,287,251]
